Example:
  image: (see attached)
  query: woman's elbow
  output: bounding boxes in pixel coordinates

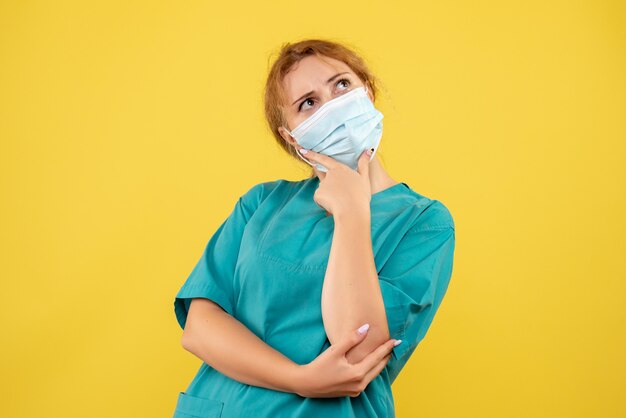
[180,298,222,352]
[181,329,196,352]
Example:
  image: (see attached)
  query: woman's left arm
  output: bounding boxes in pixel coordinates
[321,208,392,365]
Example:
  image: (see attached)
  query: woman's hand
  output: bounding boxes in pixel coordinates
[299,148,374,218]
[293,324,400,398]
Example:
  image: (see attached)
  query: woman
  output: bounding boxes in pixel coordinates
[172,39,456,418]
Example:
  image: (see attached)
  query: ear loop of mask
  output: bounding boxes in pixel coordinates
[295,147,316,167]
[286,129,316,167]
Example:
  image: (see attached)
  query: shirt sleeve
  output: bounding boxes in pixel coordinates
[378,218,456,384]
[173,183,265,331]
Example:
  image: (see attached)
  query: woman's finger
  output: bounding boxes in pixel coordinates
[356,149,373,177]
[299,148,341,171]
[361,353,392,387]
[332,323,371,356]
[354,339,399,375]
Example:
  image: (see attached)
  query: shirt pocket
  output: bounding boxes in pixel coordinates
[173,391,224,418]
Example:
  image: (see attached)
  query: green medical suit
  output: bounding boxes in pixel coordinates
[173,176,456,418]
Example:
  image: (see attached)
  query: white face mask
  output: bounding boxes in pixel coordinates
[286,86,383,173]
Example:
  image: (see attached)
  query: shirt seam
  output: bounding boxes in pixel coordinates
[408,223,455,233]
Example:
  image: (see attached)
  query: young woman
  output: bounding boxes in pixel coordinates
[172,39,456,418]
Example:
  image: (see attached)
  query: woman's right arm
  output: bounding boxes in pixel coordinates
[181,298,398,398]
[181,298,301,393]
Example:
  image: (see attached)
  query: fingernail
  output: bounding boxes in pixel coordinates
[357,323,370,335]
[366,149,372,156]
[393,339,402,346]
[299,148,309,155]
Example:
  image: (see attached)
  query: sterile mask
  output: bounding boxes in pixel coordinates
[286,86,383,173]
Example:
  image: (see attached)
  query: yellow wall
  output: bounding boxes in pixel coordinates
[1,1,624,417]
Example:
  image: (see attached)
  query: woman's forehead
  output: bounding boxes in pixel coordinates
[282,55,354,101]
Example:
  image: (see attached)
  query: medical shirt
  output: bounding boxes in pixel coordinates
[172,176,456,418]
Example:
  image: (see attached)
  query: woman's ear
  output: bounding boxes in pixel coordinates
[365,82,374,102]
[278,126,297,146]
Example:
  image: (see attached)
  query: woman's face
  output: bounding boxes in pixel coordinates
[277,54,374,151]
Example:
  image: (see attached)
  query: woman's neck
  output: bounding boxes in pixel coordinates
[366,154,399,195]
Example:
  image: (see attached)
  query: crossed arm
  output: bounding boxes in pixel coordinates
[181,298,301,393]
[180,210,390,393]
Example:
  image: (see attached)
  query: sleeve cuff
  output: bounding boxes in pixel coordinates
[380,283,412,360]
[174,282,235,330]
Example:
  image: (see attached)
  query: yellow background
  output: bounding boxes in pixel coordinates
[1,1,624,417]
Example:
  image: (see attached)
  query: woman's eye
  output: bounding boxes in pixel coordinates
[299,98,315,112]
[337,78,351,90]
[298,78,352,112]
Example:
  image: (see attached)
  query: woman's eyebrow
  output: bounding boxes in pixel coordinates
[291,72,351,106]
